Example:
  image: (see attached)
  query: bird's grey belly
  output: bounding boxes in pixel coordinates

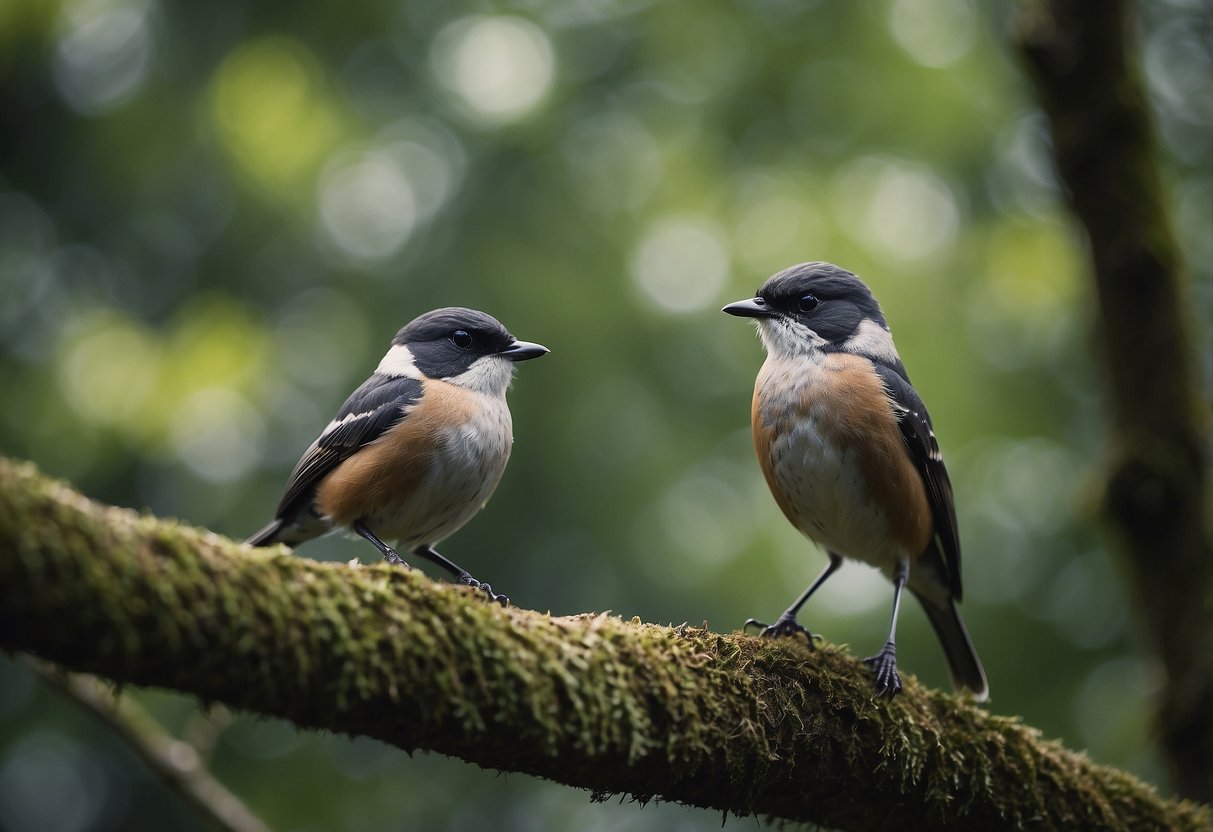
[369,407,511,549]
[768,409,902,570]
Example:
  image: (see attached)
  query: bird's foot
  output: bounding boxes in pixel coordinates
[863,641,902,698]
[381,549,410,567]
[458,573,509,607]
[743,614,818,650]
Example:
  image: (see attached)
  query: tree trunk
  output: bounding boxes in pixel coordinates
[1016,0,1213,803]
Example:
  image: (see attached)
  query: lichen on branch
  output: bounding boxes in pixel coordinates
[0,457,1206,831]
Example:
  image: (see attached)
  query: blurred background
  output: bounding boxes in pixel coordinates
[1,0,1209,829]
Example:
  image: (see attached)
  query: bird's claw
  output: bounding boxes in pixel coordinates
[382,550,410,567]
[742,616,775,634]
[863,641,902,698]
[743,615,818,650]
[458,573,509,607]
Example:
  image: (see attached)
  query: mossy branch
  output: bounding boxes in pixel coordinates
[0,458,1207,831]
[1016,0,1213,803]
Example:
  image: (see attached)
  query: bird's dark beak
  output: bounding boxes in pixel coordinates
[499,339,550,362]
[722,297,776,318]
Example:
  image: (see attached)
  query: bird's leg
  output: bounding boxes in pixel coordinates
[353,520,409,567]
[864,558,908,698]
[414,545,508,607]
[744,553,842,649]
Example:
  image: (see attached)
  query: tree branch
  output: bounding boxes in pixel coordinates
[0,457,1207,830]
[1016,0,1213,803]
[24,658,269,832]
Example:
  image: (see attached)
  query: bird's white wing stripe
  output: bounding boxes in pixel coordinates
[322,409,376,436]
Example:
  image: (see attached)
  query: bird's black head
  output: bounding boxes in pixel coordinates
[723,262,897,362]
[382,307,548,395]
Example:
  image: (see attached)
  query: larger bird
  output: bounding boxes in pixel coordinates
[247,307,548,605]
[724,262,987,700]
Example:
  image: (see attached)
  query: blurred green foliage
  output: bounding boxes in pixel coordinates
[1,0,1209,829]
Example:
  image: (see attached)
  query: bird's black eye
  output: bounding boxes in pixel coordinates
[451,330,473,349]
[798,293,819,312]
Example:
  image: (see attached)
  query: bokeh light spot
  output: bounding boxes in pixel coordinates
[382,138,458,222]
[973,437,1080,535]
[0,735,108,832]
[53,0,154,115]
[814,561,891,616]
[57,312,161,431]
[630,216,730,314]
[888,0,978,68]
[430,16,555,126]
[834,157,960,263]
[318,149,417,262]
[657,469,750,569]
[1143,18,1213,164]
[170,387,265,483]
[986,113,1059,217]
[209,37,343,192]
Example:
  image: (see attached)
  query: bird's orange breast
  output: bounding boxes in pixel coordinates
[315,380,509,533]
[752,353,933,564]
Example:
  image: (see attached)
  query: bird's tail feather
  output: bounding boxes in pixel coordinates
[245,512,330,548]
[915,592,989,702]
[245,519,285,547]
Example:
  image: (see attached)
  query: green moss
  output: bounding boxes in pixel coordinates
[1,456,1209,830]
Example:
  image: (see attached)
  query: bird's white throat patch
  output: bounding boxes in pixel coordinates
[756,317,826,358]
[446,355,516,397]
[757,316,900,364]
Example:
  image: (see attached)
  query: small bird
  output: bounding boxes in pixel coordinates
[723,262,988,700]
[247,307,548,605]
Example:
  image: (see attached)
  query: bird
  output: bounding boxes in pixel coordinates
[246,307,549,605]
[723,262,988,700]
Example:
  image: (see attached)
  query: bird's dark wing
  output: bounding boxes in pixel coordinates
[874,363,962,600]
[274,374,424,518]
